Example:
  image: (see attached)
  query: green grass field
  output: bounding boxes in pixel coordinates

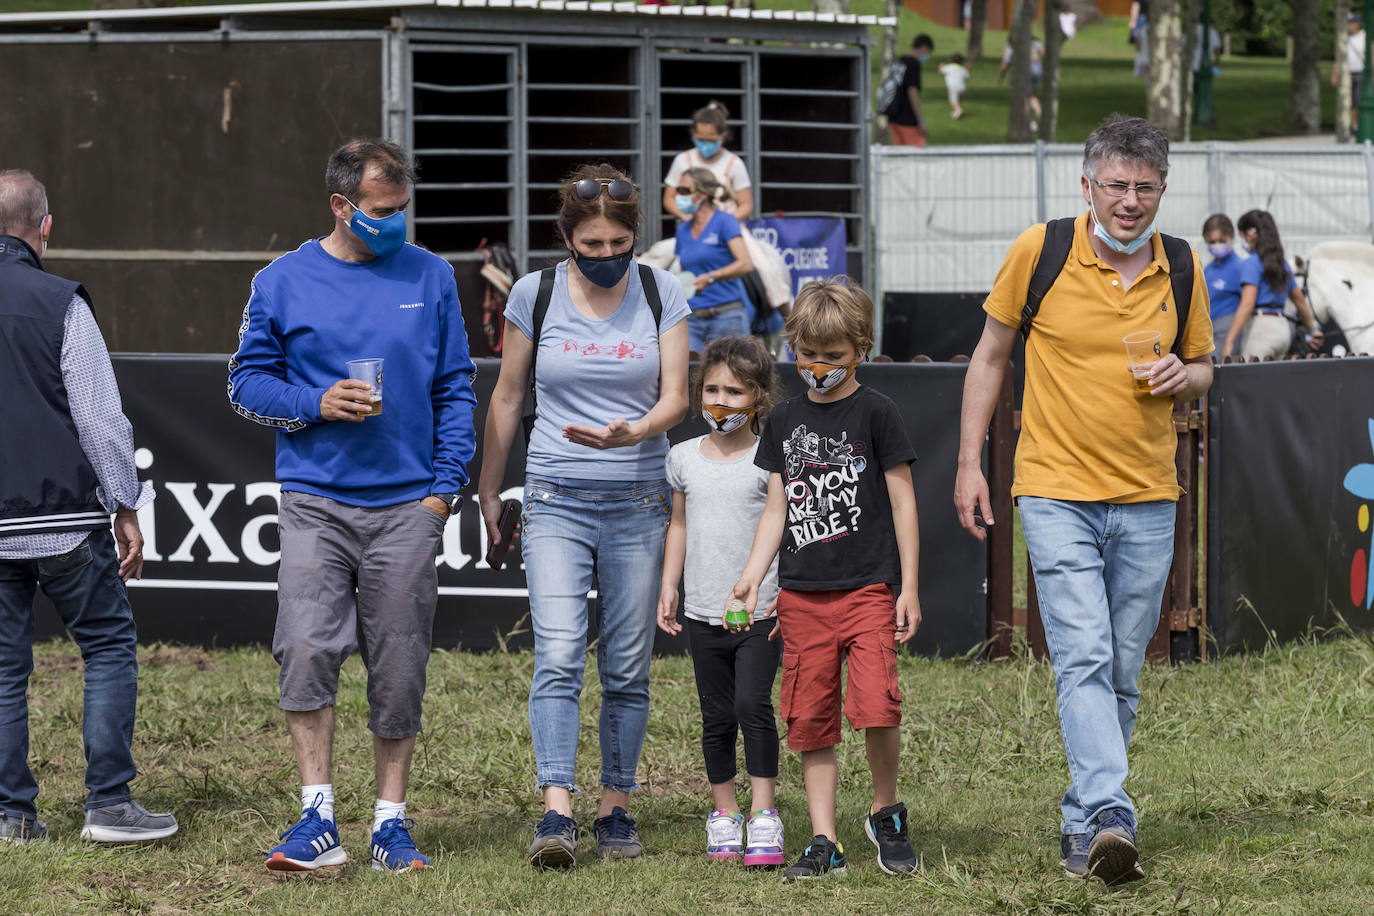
[5,626,1373,914]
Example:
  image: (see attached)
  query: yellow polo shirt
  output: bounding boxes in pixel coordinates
[984,212,1214,503]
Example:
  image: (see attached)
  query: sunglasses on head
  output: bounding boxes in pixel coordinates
[573,178,635,202]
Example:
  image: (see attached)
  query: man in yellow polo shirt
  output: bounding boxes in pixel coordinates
[955,115,1213,886]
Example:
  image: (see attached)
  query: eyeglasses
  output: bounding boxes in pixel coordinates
[673,186,695,195]
[573,178,635,202]
[1089,177,1164,200]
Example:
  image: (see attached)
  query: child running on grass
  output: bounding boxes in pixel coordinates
[658,336,786,868]
[939,53,970,119]
[728,277,921,882]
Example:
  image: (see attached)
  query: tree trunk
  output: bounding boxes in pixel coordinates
[813,0,849,13]
[1007,0,1037,142]
[1288,0,1322,134]
[967,0,988,64]
[1039,0,1063,141]
[1337,0,1353,142]
[1180,0,1198,141]
[1146,0,1186,141]
[880,0,899,75]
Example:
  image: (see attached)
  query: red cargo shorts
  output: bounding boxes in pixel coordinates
[777,583,903,751]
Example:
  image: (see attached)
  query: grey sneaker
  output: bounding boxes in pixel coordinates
[528,810,579,869]
[592,807,642,859]
[80,800,178,843]
[1060,832,1091,878]
[0,813,47,844]
[1087,808,1145,886]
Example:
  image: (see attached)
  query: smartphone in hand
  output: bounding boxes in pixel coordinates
[484,499,522,570]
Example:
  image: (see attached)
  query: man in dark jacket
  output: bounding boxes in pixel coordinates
[0,169,177,844]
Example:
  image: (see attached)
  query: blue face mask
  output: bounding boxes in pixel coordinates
[572,243,635,289]
[344,196,406,259]
[1090,198,1155,256]
[917,53,930,63]
[693,138,721,159]
[675,194,699,216]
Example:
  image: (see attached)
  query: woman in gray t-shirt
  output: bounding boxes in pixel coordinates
[477,163,690,868]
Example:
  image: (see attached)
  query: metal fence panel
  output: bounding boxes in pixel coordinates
[876,143,1374,297]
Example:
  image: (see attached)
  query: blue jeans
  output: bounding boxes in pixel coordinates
[521,477,671,793]
[0,529,138,818]
[687,306,750,353]
[1017,497,1176,836]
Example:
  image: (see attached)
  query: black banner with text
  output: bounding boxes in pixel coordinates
[35,357,988,656]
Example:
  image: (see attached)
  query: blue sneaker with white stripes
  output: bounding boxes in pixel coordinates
[265,802,347,872]
[371,817,431,872]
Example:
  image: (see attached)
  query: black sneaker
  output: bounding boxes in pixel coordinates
[528,810,579,869]
[592,806,642,859]
[1060,832,1091,878]
[782,835,847,882]
[1088,808,1146,886]
[865,802,918,874]
[0,813,47,844]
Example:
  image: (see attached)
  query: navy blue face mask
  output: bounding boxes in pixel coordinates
[572,242,635,288]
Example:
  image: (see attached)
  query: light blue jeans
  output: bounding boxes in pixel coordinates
[521,476,671,793]
[1017,496,1176,837]
[687,305,750,353]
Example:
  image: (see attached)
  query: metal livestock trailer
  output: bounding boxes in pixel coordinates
[0,0,882,355]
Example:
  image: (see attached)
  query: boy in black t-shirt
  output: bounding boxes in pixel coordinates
[729,278,921,881]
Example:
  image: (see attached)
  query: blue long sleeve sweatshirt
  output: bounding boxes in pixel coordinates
[227,239,477,507]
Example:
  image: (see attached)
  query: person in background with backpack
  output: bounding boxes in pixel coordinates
[954,115,1213,887]
[476,164,690,869]
[663,101,753,221]
[883,34,934,146]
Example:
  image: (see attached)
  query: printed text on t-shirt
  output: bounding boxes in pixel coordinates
[782,423,871,550]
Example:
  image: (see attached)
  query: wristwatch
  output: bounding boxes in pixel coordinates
[432,493,462,516]
[706,273,717,284]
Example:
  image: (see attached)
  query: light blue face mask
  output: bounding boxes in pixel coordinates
[693,138,721,159]
[1090,198,1155,256]
[344,196,407,259]
[675,194,699,216]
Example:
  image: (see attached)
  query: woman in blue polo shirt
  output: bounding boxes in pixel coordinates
[1221,209,1323,360]
[1202,213,1245,354]
[674,167,754,353]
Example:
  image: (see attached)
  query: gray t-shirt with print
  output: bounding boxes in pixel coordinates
[506,260,690,481]
[665,435,780,625]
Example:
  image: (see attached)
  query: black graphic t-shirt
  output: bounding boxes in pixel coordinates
[755,386,917,591]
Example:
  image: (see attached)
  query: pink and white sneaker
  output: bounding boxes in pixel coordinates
[744,809,785,867]
[706,809,744,860]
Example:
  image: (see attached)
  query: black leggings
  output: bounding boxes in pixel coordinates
[686,616,782,784]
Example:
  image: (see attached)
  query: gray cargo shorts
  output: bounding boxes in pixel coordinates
[274,490,446,739]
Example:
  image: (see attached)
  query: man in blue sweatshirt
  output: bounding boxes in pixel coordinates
[228,138,476,874]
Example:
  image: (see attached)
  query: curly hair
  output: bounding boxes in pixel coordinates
[690,336,780,435]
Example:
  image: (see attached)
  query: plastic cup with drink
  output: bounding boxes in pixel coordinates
[1122,331,1162,394]
[346,357,384,416]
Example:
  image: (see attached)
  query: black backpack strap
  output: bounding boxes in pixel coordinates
[521,267,557,443]
[639,263,663,328]
[1021,217,1076,339]
[527,267,557,395]
[1160,234,1194,356]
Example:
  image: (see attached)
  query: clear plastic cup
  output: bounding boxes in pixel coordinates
[1122,331,1162,393]
[345,358,384,416]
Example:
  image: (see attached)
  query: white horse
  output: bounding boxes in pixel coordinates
[1304,240,1374,355]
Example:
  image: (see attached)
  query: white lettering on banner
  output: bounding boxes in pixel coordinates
[240,483,281,566]
[165,483,240,563]
[749,227,831,279]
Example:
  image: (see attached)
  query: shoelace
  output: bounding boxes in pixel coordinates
[536,811,576,838]
[1096,809,1134,837]
[279,807,325,842]
[874,809,909,843]
[599,810,637,842]
[796,840,835,871]
[707,814,742,845]
[748,814,782,845]
[374,817,420,853]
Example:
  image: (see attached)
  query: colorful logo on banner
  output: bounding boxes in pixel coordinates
[745,217,848,296]
[1342,418,1374,609]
